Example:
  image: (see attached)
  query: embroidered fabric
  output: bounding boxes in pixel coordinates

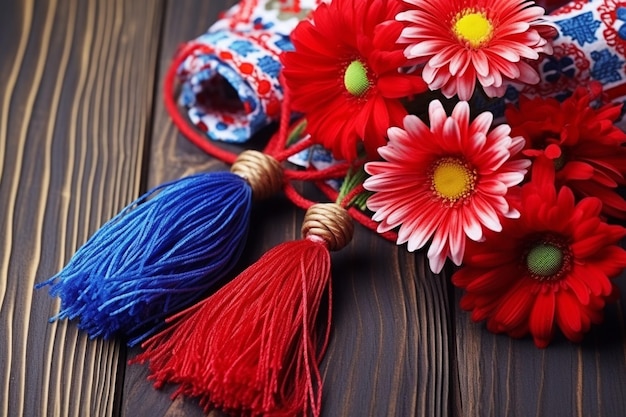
[177,0,323,142]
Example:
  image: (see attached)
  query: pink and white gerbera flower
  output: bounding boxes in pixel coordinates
[396,0,557,100]
[364,100,530,273]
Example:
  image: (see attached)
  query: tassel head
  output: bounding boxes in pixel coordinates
[231,150,283,201]
[302,202,354,251]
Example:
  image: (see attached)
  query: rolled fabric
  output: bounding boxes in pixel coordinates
[477,0,626,127]
[530,0,626,102]
[177,0,323,143]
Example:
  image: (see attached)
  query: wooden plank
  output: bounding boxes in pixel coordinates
[0,0,164,416]
[320,233,452,417]
[453,268,626,416]
[120,2,239,416]
[121,1,452,416]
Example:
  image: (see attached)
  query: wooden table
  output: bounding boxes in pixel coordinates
[1,0,625,416]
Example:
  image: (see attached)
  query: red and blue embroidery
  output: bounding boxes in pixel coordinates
[177,0,323,143]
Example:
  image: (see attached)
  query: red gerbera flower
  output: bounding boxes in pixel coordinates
[505,84,626,218]
[364,100,529,273]
[453,166,626,348]
[397,0,556,100]
[281,0,427,161]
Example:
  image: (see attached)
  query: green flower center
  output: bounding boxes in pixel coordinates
[526,244,564,277]
[431,157,476,204]
[344,60,370,96]
[453,11,493,48]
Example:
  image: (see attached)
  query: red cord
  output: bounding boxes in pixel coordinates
[273,135,314,161]
[283,181,316,211]
[314,180,398,242]
[339,184,366,207]
[262,72,293,156]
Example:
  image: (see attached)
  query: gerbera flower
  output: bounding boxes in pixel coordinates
[505,84,626,219]
[453,166,626,348]
[364,100,530,273]
[281,0,427,161]
[397,0,556,100]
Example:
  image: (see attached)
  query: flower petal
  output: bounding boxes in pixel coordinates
[529,290,555,348]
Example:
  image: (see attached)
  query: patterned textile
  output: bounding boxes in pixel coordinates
[479,0,626,127]
[180,0,626,145]
[177,0,323,143]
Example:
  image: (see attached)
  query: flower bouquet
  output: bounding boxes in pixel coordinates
[279,0,626,349]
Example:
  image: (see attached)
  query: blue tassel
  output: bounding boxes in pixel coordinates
[37,171,252,346]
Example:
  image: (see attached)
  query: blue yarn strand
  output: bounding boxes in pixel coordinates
[36,171,252,346]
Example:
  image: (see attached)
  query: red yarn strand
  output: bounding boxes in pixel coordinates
[339,183,366,207]
[283,181,316,211]
[134,239,332,417]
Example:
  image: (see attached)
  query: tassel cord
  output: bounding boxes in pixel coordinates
[282,179,398,243]
[39,172,254,343]
[53,175,251,285]
[263,71,294,156]
[134,239,333,416]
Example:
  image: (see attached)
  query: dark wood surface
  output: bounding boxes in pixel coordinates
[1,0,625,416]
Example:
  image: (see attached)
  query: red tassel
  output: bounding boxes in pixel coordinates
[133,203,354,417]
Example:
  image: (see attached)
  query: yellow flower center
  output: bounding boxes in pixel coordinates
[343,60,370,96]
[431,157,476,203]
[453,11,493,48]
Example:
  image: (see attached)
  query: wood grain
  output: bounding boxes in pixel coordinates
[120,1,452,416]
[7,1,625,416]
[120,1,240,416]
[452,266,626,416]
[0,0,163,415]
[320,230,452,417]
